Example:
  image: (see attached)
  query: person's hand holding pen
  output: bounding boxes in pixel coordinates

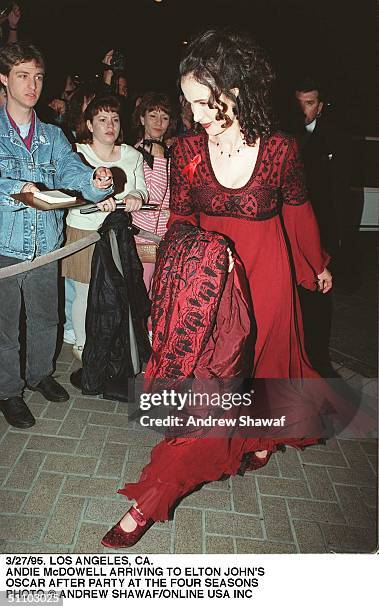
[93,167,113,189]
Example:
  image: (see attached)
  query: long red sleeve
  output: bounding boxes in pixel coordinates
[281,137,330,290]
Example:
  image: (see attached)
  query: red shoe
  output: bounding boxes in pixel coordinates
[101,506,154,549]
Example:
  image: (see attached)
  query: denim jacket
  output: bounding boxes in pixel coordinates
[0,106,112,260]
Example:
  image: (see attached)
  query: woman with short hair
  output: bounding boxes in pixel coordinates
[62,94,148,361]
[131,92,177,293]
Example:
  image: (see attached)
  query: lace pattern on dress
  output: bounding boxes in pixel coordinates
[170,132,309,221]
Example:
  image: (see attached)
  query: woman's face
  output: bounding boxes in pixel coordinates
[141,107,170,140]
[62,75,76,101]
[87,109,120,145]
[181,74,236,136]
[117,76,128,98]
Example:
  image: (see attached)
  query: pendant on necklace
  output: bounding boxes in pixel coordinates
[216,141,245,157]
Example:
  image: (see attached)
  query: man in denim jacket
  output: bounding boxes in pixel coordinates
[0,42,114,428]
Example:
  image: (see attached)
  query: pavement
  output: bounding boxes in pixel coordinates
[0,344,376,555]
[0,234,377,555]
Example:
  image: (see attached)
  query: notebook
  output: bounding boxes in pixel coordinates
[33,190,77,205]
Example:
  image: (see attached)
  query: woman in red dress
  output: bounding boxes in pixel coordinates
[101,28,333,549]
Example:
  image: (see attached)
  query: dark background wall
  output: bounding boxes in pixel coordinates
[14,0,379,135]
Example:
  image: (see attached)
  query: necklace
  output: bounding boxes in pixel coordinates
[212,138,247,157]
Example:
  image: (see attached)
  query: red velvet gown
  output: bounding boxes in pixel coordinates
[117,131,332,522]
[168,130,330,378]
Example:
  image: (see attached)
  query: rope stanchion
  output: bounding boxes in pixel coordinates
[0,232,101,280]
[0,225,162,280]
[133,226,162,245]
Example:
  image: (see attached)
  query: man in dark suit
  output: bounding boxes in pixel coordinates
[291,77,353,377]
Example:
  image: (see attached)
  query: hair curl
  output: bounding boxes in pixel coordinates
[179,28,276,144]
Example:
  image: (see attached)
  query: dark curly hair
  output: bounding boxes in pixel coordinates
[179,28,276,144]
[132,91,177,142]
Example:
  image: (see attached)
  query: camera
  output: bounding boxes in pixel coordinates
[0,1,13,13]
[0,2,13,25]
[109,49,126,74]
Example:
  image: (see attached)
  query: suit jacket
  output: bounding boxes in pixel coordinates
[295,115,352,256]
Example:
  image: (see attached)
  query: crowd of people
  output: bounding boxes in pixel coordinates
[0,6,357,550]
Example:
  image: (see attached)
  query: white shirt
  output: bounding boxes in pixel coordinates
[305,118,317,133]
[66,143,148,230]
[17,122,31,139]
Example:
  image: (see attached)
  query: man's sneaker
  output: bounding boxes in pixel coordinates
[0,397,35,429]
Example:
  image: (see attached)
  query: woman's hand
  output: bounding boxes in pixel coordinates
[102,50,114,85]
[122,194,143,212]
[96,197,116,212]
[102,49,114,67]
[48,99,66,115]
[227,247,234,273]
[93,167,113,189]
[7,3,21,29]
[317,268,333,293]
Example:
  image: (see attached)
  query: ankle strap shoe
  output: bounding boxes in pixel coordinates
[101,506,154,549]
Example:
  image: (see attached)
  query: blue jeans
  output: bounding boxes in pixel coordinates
[0,256,59,398]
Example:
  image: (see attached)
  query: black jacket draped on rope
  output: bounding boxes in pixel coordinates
[81,210,151,399]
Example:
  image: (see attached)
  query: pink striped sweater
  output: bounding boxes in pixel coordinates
[132,156,170,243]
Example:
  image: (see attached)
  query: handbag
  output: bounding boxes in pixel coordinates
[134,224,162,263]
[136,241,158,263]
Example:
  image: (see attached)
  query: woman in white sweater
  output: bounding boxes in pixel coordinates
[62,95,148,361]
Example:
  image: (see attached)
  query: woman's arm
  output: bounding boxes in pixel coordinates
[121,150,149,211]
[6,3,21,43]
[281,136,331,291]
[128,152,149,203]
